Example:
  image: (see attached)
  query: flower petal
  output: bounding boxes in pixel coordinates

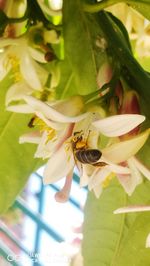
[131,157,150,180]
[92,114,145,137]
[88,167,111,190]
[80,165,92,187]
[117,158,143,196]
[101,156,131,174]
[102,129,150,164]
[7,104,34,113]
[24,95,88,123]
[35,111,64,130]
[28,47,47,63]
[20,51,42,91]
[146,234,150,248]
[93,185,103,198]
[5,82,33,106]
[114,205,150,214]
[0,53,10,81]
[19,131,41,144]
[43,143,75,184]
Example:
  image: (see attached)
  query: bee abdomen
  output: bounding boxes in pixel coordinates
[75,149,102,164]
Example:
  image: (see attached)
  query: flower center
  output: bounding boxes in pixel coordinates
[31,116,56,142]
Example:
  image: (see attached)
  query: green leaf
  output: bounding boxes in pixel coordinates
[0,77,43,214]
[56,0,107,98]
[83,179,150,266]
[127,1,150,21]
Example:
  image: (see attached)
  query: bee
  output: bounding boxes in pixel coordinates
[72,131,105,166]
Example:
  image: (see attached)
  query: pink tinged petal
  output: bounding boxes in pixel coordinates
[20,51,42,91]
[92,114,145,137]
[5,82,33,106]
[131,157,150,180]
[24,95,87,123]
[146,234,150,248]
[100,156,131,174]
[7,104,34,113]
[19,131,41,144]
[102,129,150,164]
[55,171,73,203]
[114,205,150,214]
[117,159,143,196]
[43,143,75,184]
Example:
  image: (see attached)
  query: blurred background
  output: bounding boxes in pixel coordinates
[0,167,87,266]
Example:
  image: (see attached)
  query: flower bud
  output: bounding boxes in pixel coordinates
[119,90,141,138]
[96,61,112,89]
[109,81,123,115]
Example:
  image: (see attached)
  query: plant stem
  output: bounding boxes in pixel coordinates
[83,0,150,13]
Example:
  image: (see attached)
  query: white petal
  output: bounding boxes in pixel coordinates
[101,156,131,174]
[131,157,150,180]
[0,53,10,81]
[80,165,91,187]
[7,104,34,113]
[28,47,47,63]
[19,131,41,144]
[20,51,42,91]
[117,158,142,196]
[35,131,56,159]
[88,167,111,190]
[114,205,150,214]
[36,0,62,16]
[92,114,145,137]
[5,82,33,106]
[43,143,75,184]
[35,111,64,130]
[24,95,88,123]
[102,129,150,164]
[146,234,150,248]
[93,185,103,198]
[0,38,18,48]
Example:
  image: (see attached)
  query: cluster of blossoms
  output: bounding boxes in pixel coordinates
[0,1,150,220]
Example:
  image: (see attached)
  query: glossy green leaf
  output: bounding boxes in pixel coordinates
[0,77,43,214]
[83,179,150,266]
[56,0,107,98]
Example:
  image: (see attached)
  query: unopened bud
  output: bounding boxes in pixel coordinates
[96,62,112,89]
[119,90,141,138]
[45,51,55,62]
[109,81,123,115]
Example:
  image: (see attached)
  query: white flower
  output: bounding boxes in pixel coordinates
[0,37,48,89]
[43,113,146,201]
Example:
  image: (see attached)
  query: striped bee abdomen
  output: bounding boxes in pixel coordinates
[75,149,102,164]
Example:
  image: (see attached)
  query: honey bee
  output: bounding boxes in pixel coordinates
[72,131,105,166]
